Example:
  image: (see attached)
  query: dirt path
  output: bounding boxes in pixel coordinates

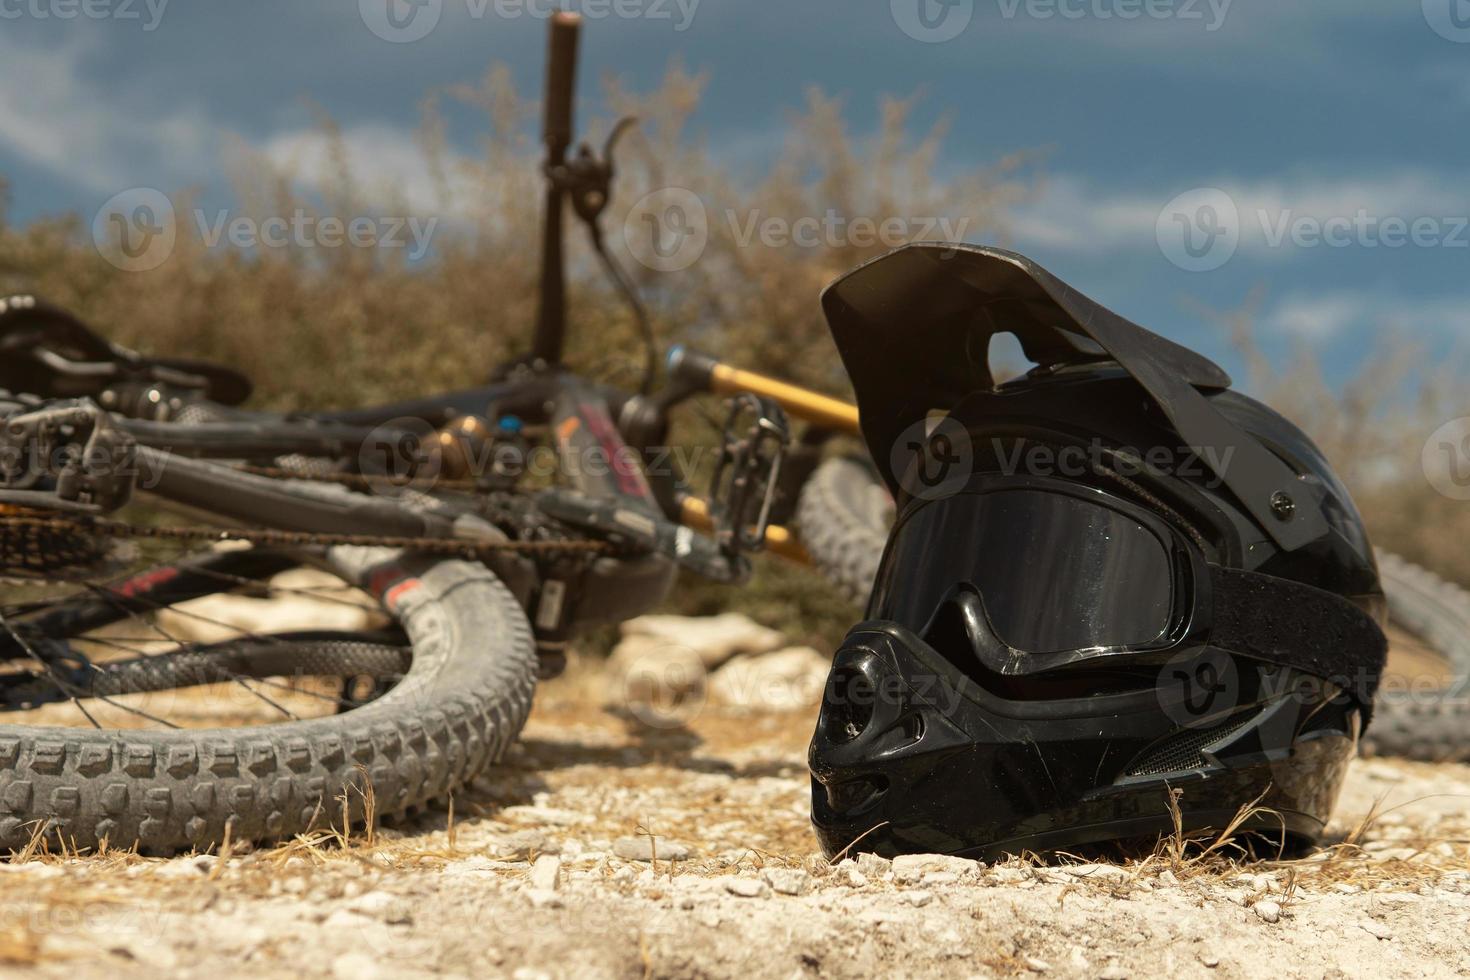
[1,670,1468,979]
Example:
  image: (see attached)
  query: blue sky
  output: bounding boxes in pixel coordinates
[2,0,1468,391]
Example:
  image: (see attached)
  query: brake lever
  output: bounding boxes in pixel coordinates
[708,394,791,558]
[553,115,637,226]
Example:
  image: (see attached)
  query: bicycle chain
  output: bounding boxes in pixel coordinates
[0,510,610,576]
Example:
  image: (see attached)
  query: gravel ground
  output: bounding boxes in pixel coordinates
[0,661,1468,980]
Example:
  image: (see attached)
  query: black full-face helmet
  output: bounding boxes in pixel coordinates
[808,244,1388,860]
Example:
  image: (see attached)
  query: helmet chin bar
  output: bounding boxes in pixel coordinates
[820,244,1330,551]
[808,623,1359,861]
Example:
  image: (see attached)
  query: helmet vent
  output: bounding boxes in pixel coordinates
[1126,712,1256,777]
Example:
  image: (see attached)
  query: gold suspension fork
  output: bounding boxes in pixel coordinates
[664,348,861,565]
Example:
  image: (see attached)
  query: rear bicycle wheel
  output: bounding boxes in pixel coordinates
[0,541,536,854]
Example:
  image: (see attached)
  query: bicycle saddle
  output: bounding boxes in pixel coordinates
[0,295,252,405]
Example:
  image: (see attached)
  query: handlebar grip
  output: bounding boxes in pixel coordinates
[543,12,581,155]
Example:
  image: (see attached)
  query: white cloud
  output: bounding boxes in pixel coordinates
[1013,169,1470,257]
[258,123,450,214]
[1262,290,1470,344]
[0,35,214,194]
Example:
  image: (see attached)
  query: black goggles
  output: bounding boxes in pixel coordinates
[868,476,1386,720]
[870,478,1207,674]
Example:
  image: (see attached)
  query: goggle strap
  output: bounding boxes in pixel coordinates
[1209,565,1387,727]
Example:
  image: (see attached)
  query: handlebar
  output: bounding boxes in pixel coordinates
[542,12,580,160]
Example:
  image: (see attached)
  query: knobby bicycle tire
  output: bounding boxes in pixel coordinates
[0,546,536,854]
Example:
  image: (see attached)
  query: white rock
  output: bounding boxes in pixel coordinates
[891,853,980,884]
[855,853,892,879]
[608,638,708,706]
[1025,957,1051,973]
[904,890,933,907]
[708,646,829,710]
[612,836,690,862]
[530,855,562,892]
[1253,900,1281,923]
[762,867,813,896]
[500,806,590,827]
[496,831,557,861]
[839,865,870,889]
[349,891,413,924]
[724,877,771,898]
[1099,968,1129,980]
[1061,863,1129,883]
[526,888,563,909]
[619,613,785,667]
[159,592,373,644]
[1359,920,1393,940]
[332,952,387,980]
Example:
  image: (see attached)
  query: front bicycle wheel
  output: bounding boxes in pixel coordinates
[0,542,536,854]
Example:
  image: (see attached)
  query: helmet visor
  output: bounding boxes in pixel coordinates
[870,486,1179,656]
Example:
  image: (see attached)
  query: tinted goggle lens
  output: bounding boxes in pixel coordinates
[872,488,1177,655]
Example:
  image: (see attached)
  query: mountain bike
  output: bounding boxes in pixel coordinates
[0,13,845,855]
[1,17,1465,859]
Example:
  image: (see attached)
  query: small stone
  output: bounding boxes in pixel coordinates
[1333,883,1362,895]
[526,888,563,909]
[530,855,562,892]
[891,853,979,883]
[1200,952,1220,968]
[724,877,770,898]
[855,852,892,879]
[839,865,869,888]
[762,867,812,896]
[1062,863,1129,883]
[1024,956,1050,972]
[904,890,933,907]
[1099,968,1129,980]
[349,890,413,924]
[612,836,691,862]
[497,831,557,861]
[1253,900,1281,923]
[332,953,386,980]
[1359,920,1392,941]
[1157,870,1179,887]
